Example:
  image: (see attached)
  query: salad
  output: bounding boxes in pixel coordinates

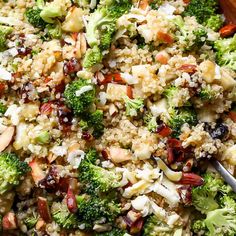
[0,0,236,235]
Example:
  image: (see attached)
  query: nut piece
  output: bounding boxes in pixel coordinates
[37,197,52,223]
[109,147,132,163]
[29,159,46,184]
[0,126,15,152]
[2,212,17,230]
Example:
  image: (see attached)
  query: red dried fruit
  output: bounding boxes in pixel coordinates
[156,124,172,137]
[229,111,236,122]
[178,64,197,74]
[219,24,236,38]
[63,57,81,76]
[126,85,133,99]
[130,218,144,234]
[99,73,125,85]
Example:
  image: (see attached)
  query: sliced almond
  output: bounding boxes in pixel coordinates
[29,159,46,184]
[2,212,17,230]
[109,146,132,163]
[37,197,52,223]
[0,126,15,152]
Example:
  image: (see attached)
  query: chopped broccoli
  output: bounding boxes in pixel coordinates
[24,214,38,229]
[183,0,221,26]
[87,110,104,138]
[198,86,217,101]
[0,102,7,116]
[192,172,236,236]
[144,113,157,132]
[40,0,67,24]
[82,46,103,68]
[35,131,51,145]
[46,21,62,39]
[175,16,207,51]
[205,15,223,31]
[123,95,144,117]
[0,25,13,52]
[192,173,224,214]
[78,151,121,193]
[64,78,95,115]
[25,8,47,29]
[51,201,80,229]
[143,214,182,236]
[168,107,198,137]
[95,228,127,236]
[84,0,131,68]
[76,194,121,225]
[163,86,180,107]
[214,34,236,71]
[149,0,164,10]
[0,152,31,194]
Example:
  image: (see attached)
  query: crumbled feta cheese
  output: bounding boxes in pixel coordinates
[51,146,67,157]
[158,4,176,19]
[131,195,151,217]
[75,85,93,97]
[0,66,12,81]
[150,99,168,117]
[67,149,85,169]
[5,104,21,125]
[98,92,107,105]
[121,73,138,85]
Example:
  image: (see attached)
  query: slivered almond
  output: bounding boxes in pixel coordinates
[2,212,17,230]
[37,197,52,223]
[0,126,15,152]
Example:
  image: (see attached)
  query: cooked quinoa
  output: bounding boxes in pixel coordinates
[0,0,236,235]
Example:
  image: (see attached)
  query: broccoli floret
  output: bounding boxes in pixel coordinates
[163,86,180,107]
[46,21,62,39]
[0,152,30,194]
[84,0,131,68]
[40,0,67,24]
[0,102,7,116]
[214,34,236,71]
[149,0,164,10]
[88,110,105,138]
[144,113,157,132]
[64,78,95,115]
[79,110,104,138]
[78,151,121,193]
[168,107,197,136]
[24,214,38,229]
[183,0,220,26]
[0,25,13,52]
[192,173,224,214]
[192,172,236,236]
[143,214,182,236]
[51,202,80,229]
[25,8,47,29]
[205,15,223,31]
[35,131,51,145]
[123,95,144,117]
[199,86,217,101]
[175,16,208,51]
[82,46,103,68]
[95,228,127,236]
[76,194,121,225]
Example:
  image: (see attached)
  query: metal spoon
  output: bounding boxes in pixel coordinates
[211,158,236,193]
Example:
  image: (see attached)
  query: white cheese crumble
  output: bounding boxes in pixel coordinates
[75,85,93,97]
[67,149,85,169]
[51,146,67,157]
[5,104,22,125]
[0,66,12,81]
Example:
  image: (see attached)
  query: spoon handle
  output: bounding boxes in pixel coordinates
[211,158,236,193]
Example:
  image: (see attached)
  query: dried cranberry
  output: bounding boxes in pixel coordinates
[101,149,109,160]
[57,104,73,126]
[156,123,172,137]
[20,82,36,103]
[55,80,66,94]
[208,123,229,140]
[177,186,192,205]
[82,131,92,140]
[17,47,32,56]
[38,166,60,191]
[63,58,81,77]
